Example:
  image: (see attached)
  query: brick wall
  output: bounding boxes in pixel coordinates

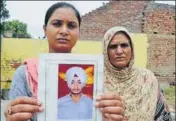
[147,34,175,82]
[80,1,149,40]
[143,3,175,82]
[142,2,175,35]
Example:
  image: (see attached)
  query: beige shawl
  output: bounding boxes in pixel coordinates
[103,26,158,121]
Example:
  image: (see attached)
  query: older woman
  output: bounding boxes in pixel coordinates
[98,26,172,121]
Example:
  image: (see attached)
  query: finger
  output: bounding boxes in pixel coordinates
[95,100,124,108]
[11,104,44,114]
[9,112,34,121]
[10,97,41,106]
[96,93,122,101]
[101,107,124,115]
[103,114,113,121]
[103,117,113,121]
[104,113,124,121]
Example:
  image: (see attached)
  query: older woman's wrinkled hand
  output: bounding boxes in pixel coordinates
[4,96,44,121]
[95,93,125,121]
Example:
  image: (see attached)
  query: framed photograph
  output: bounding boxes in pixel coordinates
[37,53,104,121]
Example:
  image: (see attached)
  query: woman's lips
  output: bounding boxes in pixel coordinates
[56,38,68,44]
[115,57,124,61]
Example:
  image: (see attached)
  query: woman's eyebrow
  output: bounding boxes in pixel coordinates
[51,19,62,22]
[110,41,129,44]
[51,19,77,23]
[68,21,78,25]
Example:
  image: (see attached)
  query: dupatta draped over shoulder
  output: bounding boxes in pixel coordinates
[103,26,159,121]
[24,58,38,99]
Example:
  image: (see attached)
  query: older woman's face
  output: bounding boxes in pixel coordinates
[70,76,82,95]
[44,7,79,53]
[108,33,132,68]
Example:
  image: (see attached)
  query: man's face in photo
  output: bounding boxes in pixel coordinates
[70,75,82,95]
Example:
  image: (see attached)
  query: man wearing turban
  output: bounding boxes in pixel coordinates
[57,67,93,120]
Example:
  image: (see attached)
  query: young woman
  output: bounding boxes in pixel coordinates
[5,2,124,121]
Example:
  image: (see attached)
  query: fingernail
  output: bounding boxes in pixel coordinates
[105,113,109,118]
[95,102,99,106]
[37,100,42,105]
[96,96,101,100]
[39,106,44,111]
[121,96,125,101]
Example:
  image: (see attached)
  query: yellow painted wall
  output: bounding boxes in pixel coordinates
[1,33,148,89]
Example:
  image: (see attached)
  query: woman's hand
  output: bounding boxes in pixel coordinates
[4,96,44,121]
[95,93,125,121]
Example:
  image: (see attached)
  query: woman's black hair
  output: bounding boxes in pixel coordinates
[44,2,81,27]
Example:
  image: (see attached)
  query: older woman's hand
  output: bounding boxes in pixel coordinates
[95,93,125,121]
[4,96,44,121]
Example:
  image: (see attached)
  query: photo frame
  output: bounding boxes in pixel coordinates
[37,53,104,121]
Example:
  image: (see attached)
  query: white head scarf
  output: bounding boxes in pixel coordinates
[103,26,135,82]
[65,67,87,88]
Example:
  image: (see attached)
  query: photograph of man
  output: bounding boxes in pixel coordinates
[57,66,93,120]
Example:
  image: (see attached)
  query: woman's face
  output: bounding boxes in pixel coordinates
[44,7,79,53]
[107,33,132,69]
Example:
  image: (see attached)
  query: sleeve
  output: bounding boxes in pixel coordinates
[154,88,172,121]
[9,65,32,100]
